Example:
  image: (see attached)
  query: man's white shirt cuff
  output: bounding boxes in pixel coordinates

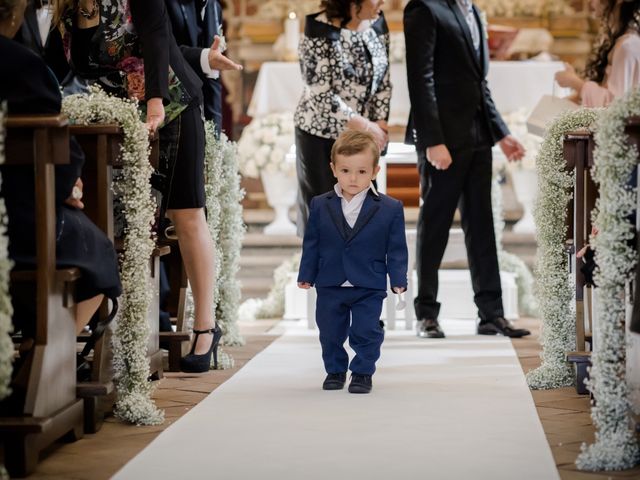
[199,49,220,79]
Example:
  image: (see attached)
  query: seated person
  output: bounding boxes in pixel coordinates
[0,0,122,345]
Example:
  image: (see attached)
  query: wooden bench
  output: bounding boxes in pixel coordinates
[563,129,597,394]
[0,115,84,477]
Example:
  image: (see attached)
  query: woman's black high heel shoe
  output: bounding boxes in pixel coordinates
[180,324,223,373]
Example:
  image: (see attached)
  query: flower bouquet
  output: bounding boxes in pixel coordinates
[237,112,295,178]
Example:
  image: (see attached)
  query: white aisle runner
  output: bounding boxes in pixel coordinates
[115,321,559,480]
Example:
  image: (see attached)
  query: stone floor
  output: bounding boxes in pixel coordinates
[5,317,640,479]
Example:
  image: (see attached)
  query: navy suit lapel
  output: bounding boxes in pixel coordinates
[326,195,347,241]
[447,0,481,75]
[179,2,198,46]
[346,193,380,243]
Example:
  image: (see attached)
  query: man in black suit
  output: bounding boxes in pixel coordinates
[404,0,530,339]
[15,0,69,83]
[165,0,233,135]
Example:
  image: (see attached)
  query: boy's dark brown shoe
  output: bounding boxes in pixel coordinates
[323,373,347,390]
[348,374,372,394]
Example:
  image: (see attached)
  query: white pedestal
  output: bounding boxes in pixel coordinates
[261,170,297,235]
[511,169,538,234]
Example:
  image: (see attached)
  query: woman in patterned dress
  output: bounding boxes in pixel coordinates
[294,0,391,235]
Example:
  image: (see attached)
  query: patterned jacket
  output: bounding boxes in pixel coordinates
[294,11,391,140]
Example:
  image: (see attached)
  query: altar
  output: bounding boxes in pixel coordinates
[248,60,567,124]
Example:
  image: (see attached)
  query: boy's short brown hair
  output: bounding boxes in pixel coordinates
[331,129,380,167]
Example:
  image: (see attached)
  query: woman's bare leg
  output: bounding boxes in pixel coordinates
[168,207,215,354]
[75,294,105,334]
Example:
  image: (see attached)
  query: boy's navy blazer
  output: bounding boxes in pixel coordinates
[298,189,408,291]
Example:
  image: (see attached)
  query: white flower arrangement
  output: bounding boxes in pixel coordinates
[0,102,13,402]
[526,108,599,390]
[576,88,640,471]
[62,86,163,426]
[474,0,572,18]
[491,174,538,316]
[237,113,295,179]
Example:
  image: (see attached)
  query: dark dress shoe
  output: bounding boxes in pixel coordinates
[323,372,347,390]
[348,374,372,394]
[478,317,531,338]
[416,318,445,338]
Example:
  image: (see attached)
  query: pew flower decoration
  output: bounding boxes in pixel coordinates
[62,86,164,426]
[0,103,13,402]
[237,113,295,178]
[526,108,599,390]
[576,88,640,471]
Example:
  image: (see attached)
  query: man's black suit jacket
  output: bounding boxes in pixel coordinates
[15,2,70,83]
[404,0,509,152]
[165,0,223,132]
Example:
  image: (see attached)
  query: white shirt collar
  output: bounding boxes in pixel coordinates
[333,182,379,200]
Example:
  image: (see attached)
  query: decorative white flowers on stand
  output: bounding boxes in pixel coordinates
[238,113,297,235]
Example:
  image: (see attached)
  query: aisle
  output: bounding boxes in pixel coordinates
[115,320,559,480]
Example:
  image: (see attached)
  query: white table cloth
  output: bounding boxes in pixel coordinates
[248,60,566,125]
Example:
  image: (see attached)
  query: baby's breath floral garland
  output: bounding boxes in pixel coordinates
[62,86,163,425]
[183,122,245,367]
[475,0,572,18]
[576,89,640,471]
[526,108,599,390]
[0,103,13,402]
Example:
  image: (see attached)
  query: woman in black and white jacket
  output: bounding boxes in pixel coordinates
[294,0,391,235]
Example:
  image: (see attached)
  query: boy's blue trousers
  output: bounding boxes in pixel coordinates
[315,286,387,376]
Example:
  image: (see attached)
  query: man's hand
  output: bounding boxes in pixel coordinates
[499,135,526,162]
[426,144,452,170]
[208,36,243,71]
[146,97,165,135]
[298,282,312,289]
[392,287,406,294]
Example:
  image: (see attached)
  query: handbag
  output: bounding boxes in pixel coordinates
[526,81,579,137]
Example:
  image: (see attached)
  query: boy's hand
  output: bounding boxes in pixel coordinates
[392,287,406,294]
[298,282,312,289]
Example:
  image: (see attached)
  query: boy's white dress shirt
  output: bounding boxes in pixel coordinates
[333,182,378,286]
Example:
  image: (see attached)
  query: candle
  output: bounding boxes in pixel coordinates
[284,11,300,60]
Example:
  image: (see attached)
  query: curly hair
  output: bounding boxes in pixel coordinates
[584,0,640,83]
[320,0,366,27]
[0,0,21,22]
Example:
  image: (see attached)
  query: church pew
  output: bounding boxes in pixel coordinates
[0,115,84,477]
[563,129,597,394]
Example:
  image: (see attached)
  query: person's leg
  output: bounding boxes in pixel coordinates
[75,294,105,334]
[295,128,336,236]
[414,149,469,320]
[348,288,386,375]
[316,287,350,374]
[162,105,214,355]
[168,208,216,354]
[459,147,503,321]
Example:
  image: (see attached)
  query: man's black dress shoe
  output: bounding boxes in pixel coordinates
[477,317,531,338]
[416,318,445,338]
[323,372,347,390]
[348,374,372,394]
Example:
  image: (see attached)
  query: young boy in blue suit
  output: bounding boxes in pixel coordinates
[298,130,408,394]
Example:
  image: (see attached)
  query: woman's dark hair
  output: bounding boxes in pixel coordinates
[585,0,640,83]
[0,0,21,22]
[320,0,365,27]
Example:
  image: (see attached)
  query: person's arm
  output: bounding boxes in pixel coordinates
[482,79,509,141]
[386,201,408,291]
[404,0,444,151]
[369,31,391,123]
[297,197,320,287]
[582,36,640,107]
